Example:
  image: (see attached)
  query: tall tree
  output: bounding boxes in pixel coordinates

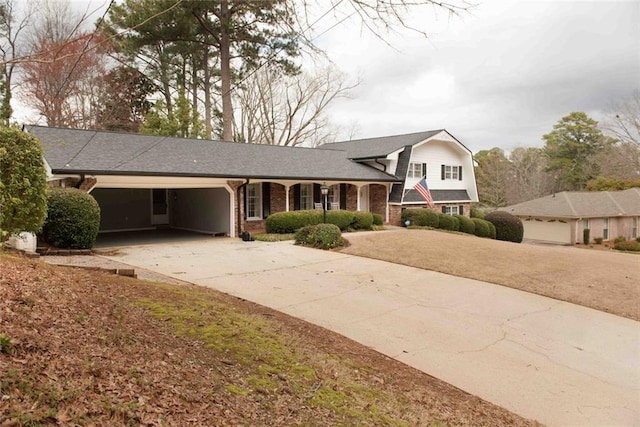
[235,65,355,146]
[601,90,640,146]
[474,147,510,207]
[507,147,556,203]
[543,112,613,191]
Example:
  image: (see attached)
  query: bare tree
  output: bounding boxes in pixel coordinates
[234,65,356,146]
[507,147,557,203]
[601,90,640,146]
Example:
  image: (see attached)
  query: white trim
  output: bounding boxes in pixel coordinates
[245,183,262,220]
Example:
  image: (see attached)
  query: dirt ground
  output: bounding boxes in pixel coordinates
[1,252,538,426]
[340,229,640,321]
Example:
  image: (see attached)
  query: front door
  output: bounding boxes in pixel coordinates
[151,189,169,225]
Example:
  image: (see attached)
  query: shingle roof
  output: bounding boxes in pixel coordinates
[28,126,399,182]
[403,189,471,203]
[319,130,444,159]
[502,189,640,218]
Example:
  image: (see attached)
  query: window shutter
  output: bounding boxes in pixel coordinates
[459,205,464,215]
[293,184,300,210]
[422,163,427,178]
[340,183,347,209]
[441,206,446,214]
[313,184,321,204]
[459,166,463,181]
[243,186,248,220]
[262,182,270,218]
[441,165,445,180]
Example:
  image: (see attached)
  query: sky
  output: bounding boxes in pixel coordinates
[15,0,640,153]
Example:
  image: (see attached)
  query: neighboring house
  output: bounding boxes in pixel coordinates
[501,188,640,245]
[28,125,478,237]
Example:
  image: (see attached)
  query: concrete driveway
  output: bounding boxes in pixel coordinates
[102,238,640,427]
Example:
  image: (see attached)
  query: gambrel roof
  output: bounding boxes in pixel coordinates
[27,126,399,183]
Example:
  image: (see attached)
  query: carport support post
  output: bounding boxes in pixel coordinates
[320,183,329,223]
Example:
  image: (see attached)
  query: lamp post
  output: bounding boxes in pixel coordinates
[320,183,329,223]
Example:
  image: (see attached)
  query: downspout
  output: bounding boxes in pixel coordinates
[237,178,249,237]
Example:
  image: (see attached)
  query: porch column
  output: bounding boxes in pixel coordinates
[385,184,390,222]
[356,185,362,211]
[285,184,290,212]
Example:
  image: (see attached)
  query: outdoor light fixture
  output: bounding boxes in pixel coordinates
[320,183,329,223]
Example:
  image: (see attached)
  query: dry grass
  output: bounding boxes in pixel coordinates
[1,252,537,426]
[341,228,640,321]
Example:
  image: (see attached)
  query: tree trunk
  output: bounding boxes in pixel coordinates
[220,0,233,141]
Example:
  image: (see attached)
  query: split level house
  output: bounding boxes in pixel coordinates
[501,188,640,245]
[28,125,479,237]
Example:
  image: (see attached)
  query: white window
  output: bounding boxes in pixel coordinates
[444,165,460,180]
[299,184,313,210]
[583,219,590,229]
[408,163,424,179]
[443,205,459,215]
[246,183,262,219]
[603,218,609,240]
[633,217,638,238]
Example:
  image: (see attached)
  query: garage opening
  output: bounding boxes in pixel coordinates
[91,187,231,238]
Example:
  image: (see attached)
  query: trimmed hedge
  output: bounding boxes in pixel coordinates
[326,210,355,231]
[401,208,439,228]
[44,188,100,249]
[487,221,497,239]
[265,210,322,233]
[614,240,640,252]
[454,215,475,234]
[485,211,524,243]
[437,214,459,231]
[471,218,493,238]
[372,213,383,226]
[351,211,374,230]
[294,223,344,250]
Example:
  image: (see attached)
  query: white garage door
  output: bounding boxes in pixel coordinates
[522,218,571,244]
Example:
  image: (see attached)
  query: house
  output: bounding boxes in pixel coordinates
[27,125,478,237]
[501,188,640,245]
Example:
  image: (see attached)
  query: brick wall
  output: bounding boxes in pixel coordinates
[370,184,386,217]
[346,185,358,211]
[271,183,286,213]
[389,205,402,225]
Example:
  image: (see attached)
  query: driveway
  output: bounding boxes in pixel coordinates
[101,238,640,426]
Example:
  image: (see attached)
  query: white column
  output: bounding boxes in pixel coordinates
[356,185,362,211]
[385,184,390,223]
[285,184,290,212]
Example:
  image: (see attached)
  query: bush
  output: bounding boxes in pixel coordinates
[294,223,344,250]
[454,215,475,234]
[401,208,439,228]
[437,214,459,231]
[351,211,374,230]
[636,237,640,243]
[43,188,100,249]
[614,240,640,252]
[470,206,485,219]
[594,237,603,244]
[0,127,48,242]
[614,236,627,244]
[265,210,322,234]
[583,228,590,245]
[326,210,356,231]
[472,218,493,238]
[487,221,497,239]
[485,211,524,243]
[372,213,383,226]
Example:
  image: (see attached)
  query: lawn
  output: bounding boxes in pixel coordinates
[340,228,640,321]
[0,253,537,426]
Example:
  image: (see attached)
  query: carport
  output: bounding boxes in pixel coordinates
[89,175,234,238]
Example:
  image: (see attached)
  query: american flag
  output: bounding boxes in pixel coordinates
[414,177,435,208]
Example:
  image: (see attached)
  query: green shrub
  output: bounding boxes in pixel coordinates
[294,223,344,250]
[593,237,603,244]
[266,210,322,234]
[326,210,356,231]
[351,211,374,230]
[372,213,383,226]
[636,237,640,243]
[454,215,475,234]
[470,206,485,219]
[583,228,590,245]
[614,240,640,252]
[43,188,100,249]
[487,221,496,239]
[0,127,48,242]
[437,214,459,231]
[401,208,439,228]
[472,218,492,238]
[614,236,627,244]
[485,211,524,243]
